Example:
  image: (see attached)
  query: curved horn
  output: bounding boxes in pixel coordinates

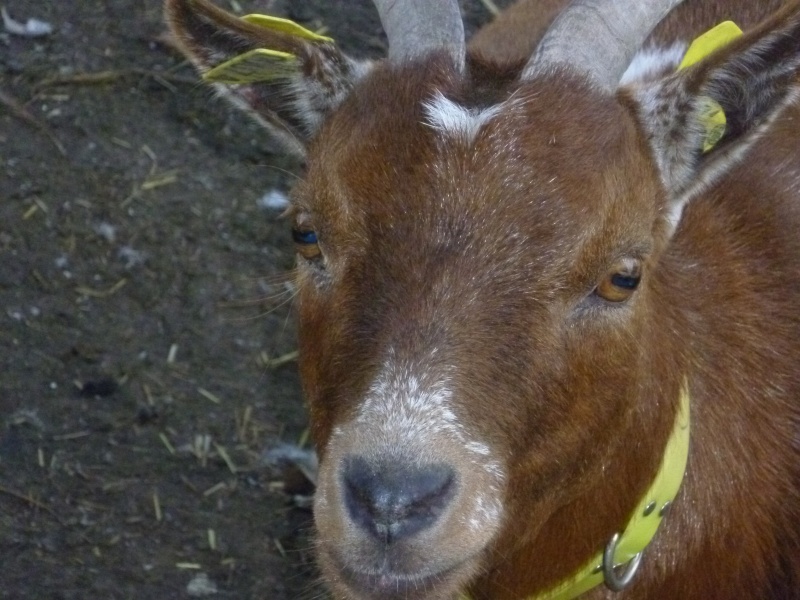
[373,0,465,71]
[523,0,685,89]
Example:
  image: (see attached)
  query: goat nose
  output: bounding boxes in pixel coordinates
[342,456,456,543]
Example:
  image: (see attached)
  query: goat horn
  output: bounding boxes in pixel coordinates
[373,0,465,71]
[523,0,685,89]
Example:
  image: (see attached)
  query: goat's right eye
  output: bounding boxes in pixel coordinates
[292,228,322,261]
[595,258,642,303]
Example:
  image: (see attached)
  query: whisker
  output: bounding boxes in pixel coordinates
[233,268,297,285]
[280,293,298,336]
[217,288,295,308]
[225,288,298,323]
[256,162,303,182]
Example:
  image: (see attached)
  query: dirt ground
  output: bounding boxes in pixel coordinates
[0,1,508,598]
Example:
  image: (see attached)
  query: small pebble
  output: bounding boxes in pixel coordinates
[186,572,218,597]
[257,189,290,210]
[94,222,116,243]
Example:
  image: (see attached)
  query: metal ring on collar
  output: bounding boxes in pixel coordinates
[602,533,643,592]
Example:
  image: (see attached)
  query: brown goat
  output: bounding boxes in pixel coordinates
[166,0,800,598]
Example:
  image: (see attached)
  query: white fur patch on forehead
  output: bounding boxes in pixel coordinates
[423,91,503,142]
[620,42,688,86]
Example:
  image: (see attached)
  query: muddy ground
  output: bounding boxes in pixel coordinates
[0,1,508,598]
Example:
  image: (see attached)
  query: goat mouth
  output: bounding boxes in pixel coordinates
[336,559,465,599]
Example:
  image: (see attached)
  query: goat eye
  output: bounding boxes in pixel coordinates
[595,259,642,303]
[610,273,639,289]
[292,227,322,261]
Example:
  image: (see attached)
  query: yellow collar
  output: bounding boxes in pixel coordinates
[460,383,690,600]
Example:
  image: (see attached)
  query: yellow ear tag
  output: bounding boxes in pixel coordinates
[201,14,333,85]
[203,48,298,84]
[677,21,743,152]
[242,14,333,43]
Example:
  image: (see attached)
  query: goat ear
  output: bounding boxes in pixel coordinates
[165,0,371,157]
[626,7,800,230]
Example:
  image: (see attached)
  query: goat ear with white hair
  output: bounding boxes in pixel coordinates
[624,5,800,231]
[164,0,372,158]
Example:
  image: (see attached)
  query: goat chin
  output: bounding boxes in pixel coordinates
[318,547,479,600]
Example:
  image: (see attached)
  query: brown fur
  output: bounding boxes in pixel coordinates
[166,1,800,598]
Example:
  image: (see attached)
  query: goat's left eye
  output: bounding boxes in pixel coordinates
[292,227,322,261]
[595,259,642,303]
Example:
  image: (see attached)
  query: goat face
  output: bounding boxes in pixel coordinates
[296,60,668,599]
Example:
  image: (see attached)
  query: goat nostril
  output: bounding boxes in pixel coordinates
[342,456,456,543]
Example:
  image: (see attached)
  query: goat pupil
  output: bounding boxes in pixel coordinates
[611,273,640,289]
[292,229,318,245]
